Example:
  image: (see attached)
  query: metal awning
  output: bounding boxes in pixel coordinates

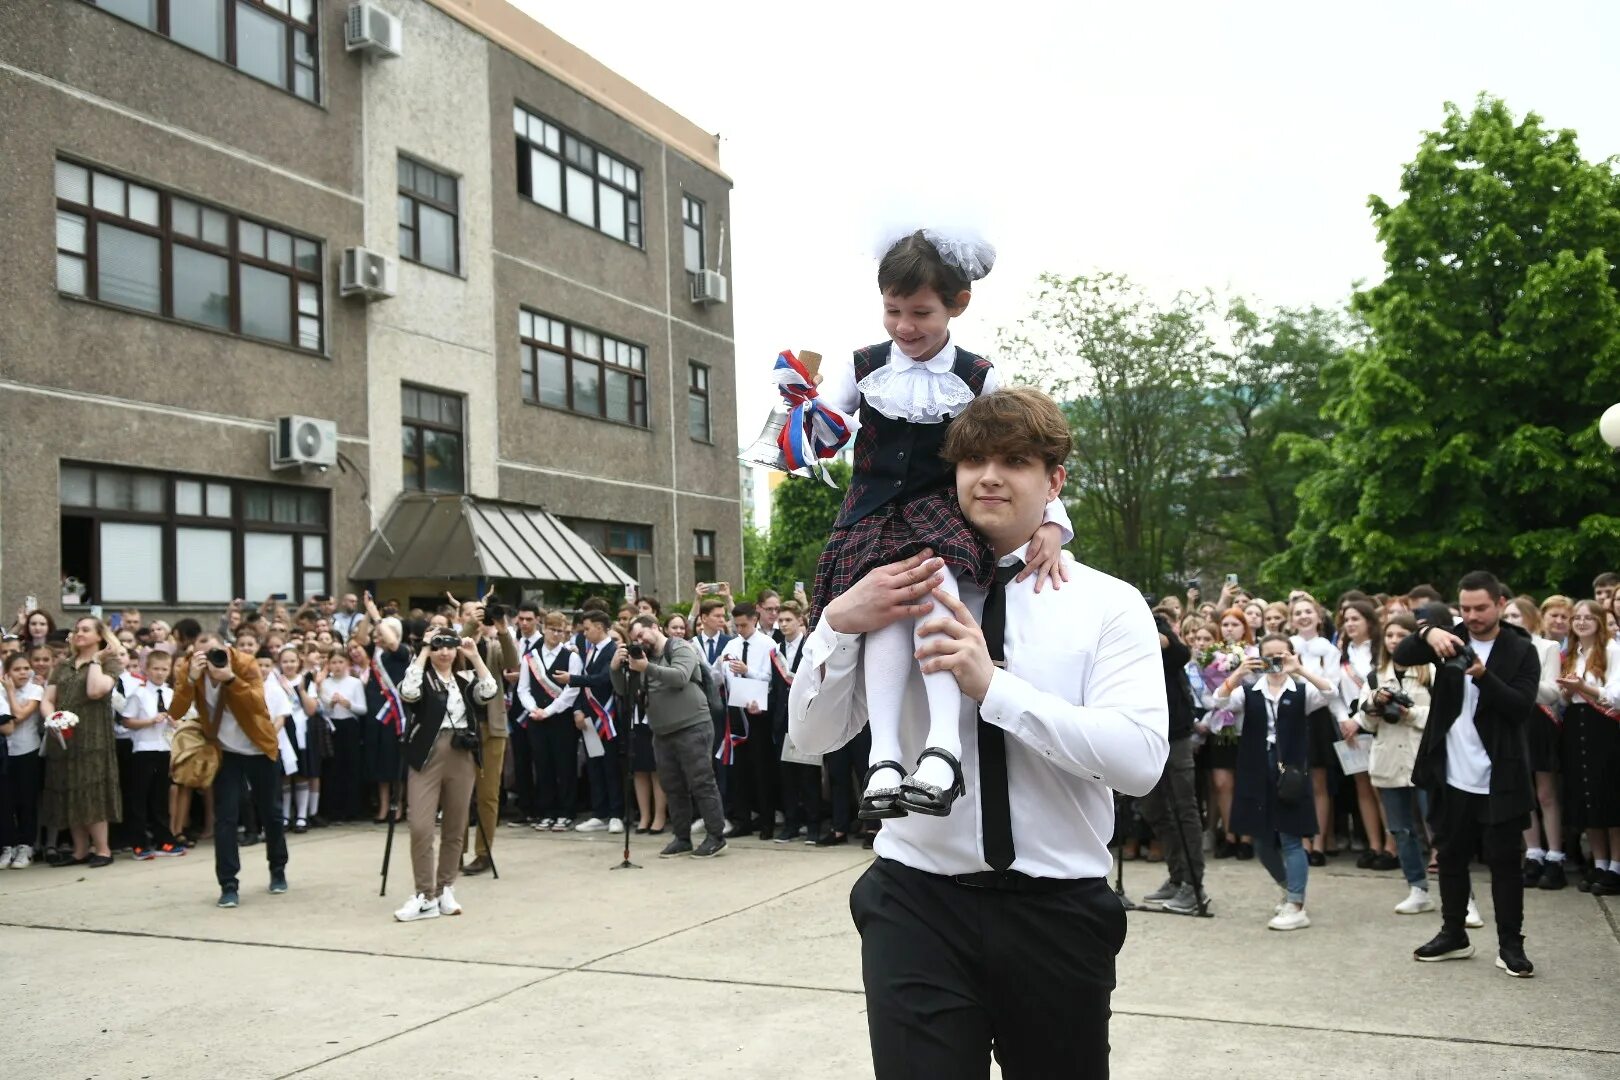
[349,494,637,587]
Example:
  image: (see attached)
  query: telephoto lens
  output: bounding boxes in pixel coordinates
[207,648,230,668]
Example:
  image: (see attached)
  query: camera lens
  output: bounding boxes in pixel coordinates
[207,648,230,668]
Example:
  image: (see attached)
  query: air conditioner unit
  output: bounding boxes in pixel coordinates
[690,268,728,306]
[271,415,338,470]
[345,3,402,58]
[340,246,396,300]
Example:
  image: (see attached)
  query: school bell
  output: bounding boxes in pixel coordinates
[739,350,826,478]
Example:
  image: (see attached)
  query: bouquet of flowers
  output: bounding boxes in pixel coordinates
[1198,645,1249,744]
[45,710,80,751]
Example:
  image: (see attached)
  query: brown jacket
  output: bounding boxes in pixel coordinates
[169,647,279,759]
[463,620,520,738]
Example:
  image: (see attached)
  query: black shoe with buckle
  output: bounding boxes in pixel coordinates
[858,760,909,820]
[898,747,966,818]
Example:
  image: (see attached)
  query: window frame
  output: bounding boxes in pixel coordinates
[692,529,716,587]
[562,517,652,582]
[83,0,321,103]
[55,156,325,354]
[400,384,467,494]
[396,154,461,276]
[519,309,650,430]
[58,461,331,606]
[687,361,712,443]
[513,103,644,248]
[682,194,705,274]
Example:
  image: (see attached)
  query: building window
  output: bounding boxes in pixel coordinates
[54,158,324,352]
[682,195,705,274]
[519,310,648,428]
[688,362,711,443]
[397,156,459,275]
[401,385,465,494]
[564,518,652,582]
[59,463,329,605]
[693,530,716,586]
[513,105,642,247]
[86,0,319,102]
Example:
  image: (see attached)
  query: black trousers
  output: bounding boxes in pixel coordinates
[213,752,288,891]
[852,858,1124,1080]
[827,727,872,836]
[534,715,580,820]
[5,751,41,849]
[112,738,136,847]
[327,716,364,820]
[1430,783,1526,945]
[728,713,779,834]
[780,759,823,837]
[511,713,539,817]
[127,750,175,849]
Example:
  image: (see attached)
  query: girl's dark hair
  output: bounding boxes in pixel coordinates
[23,609,57,641]
[1258,633,1295,654]
[1338,598,1383,669]
[878,231,971,303]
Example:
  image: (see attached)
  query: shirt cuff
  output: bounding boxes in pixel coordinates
[804,620,860,676]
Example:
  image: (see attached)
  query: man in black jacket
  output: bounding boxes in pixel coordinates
[1138,611,1206,914]
[1394,570,1538,977]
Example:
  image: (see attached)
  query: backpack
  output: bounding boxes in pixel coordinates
[688,643,726,726]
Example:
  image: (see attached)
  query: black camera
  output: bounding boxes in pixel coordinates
[206,647,230,668]
[626,642,646,660]
[1363,688,1416,721]
[481,603,506,626]
[430,634,460,651]
[1264,656,1285,673]
[451,726,480,752]
[1444,643,1478,673]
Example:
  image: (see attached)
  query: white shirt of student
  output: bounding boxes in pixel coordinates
[719,630,777,689]
[123,682,176,753]
[518,643,583,716]
[1447,636,1497,794]
[205,678,261,757]
[1290,634,1345,720]
[1338,640,1373,713]
[1567,641,1620,710]
[789,547,1169,880]
[319,674,368,720]
[4,681,45,755]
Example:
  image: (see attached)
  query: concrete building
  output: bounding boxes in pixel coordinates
[0,0,738,622]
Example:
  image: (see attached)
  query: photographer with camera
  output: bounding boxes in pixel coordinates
[1138,611,1207,914]
[1394,571,1540,977]
[169,631,286,907]
[611,615,727,859]
[458,597,519,874]
[1355,613,1435,915]
[1212,634,1338,930]
[393,633,498,922]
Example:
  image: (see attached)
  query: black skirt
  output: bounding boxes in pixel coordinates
[810,487,994,627]
[1526,705,1561,774]
[630,725,657,773]
[1306,707,1340,770]
[1201,736,1240,771]
[1563,702,1620,828]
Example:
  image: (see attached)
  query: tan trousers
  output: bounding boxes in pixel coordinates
[407,731,476,898]
[468,733,507,859]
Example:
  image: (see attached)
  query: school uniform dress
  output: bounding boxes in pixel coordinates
[1525,635,1564,774]
[1291,634,1343,768]
[1561,643,1620,830]
[363,644,412,790]
[790,547,1168,1078]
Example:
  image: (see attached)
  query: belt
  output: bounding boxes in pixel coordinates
[949,870,1096,894]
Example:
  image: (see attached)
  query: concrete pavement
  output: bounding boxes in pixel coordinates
[3,824,1617,1079]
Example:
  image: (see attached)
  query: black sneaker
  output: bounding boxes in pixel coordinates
[1414,928,1474,962]
[1496,942,1534,978]
[1521,858,1544,887]
[813,832,848,847]
[217,889,240,909]
[1593,869,1620,896]
[658,838,694,858]
[1235,841,1254,861]
[1307,850,1326,868]
[269,870,288,895]
[1536,860,1567,890]
[692,835,728,858]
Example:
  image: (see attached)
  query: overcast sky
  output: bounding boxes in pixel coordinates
[516,0,1620,510]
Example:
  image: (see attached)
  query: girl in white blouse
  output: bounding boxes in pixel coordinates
[1290,597,1341,864]
[1336,600,1398,871]
[1557,600,1620,895]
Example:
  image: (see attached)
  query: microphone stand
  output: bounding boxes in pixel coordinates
[611,668,640,871]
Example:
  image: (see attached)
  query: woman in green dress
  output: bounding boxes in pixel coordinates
[40,616,123,867]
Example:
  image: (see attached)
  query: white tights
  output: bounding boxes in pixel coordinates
[864,565,962,789]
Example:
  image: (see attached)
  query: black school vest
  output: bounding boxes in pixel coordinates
[835,341,994,528]
[530,647,573,707]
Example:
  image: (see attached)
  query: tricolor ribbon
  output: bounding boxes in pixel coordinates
[371,655,405,736]
[715,711,748,765]
[528,652,567,703]
[774,350,850,487]
[770,649,796,686]
[584,689,616,741]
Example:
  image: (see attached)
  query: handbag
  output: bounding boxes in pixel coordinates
[169,718,221,789]
[1276,761,1310,805]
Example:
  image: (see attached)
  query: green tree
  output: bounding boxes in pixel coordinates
[1271,96,1620,595]
[753,460,852,597]
[1005,272,1220,591]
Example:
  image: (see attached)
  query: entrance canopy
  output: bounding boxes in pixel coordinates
[350,494,636,588]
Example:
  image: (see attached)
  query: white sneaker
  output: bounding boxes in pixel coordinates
[0,847,12,868]
[1465,897,1484,929]
[394,893,440,922]
[1394,886,1435,915]
[1267,902,1311,931]
[607,818,624,834]
[437,886,462,916]
[575,817,608,833]
[533,818,555,831]
[10,846,32,869]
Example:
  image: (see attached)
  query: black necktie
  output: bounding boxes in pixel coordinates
[979,559,1022,871]
[741,641,750,666]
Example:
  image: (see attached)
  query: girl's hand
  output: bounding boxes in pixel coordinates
[1016,522,1070,594]
[458,637,479,660]
[1240,657,1264,675]
[1281,654,1305,676]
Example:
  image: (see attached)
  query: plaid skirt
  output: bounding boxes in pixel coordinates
[809,487,994,627]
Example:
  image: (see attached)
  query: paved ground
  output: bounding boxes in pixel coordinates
[4,824,1618,1079]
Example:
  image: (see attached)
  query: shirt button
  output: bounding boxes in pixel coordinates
[896,451,905,459]
[893,480,902,488]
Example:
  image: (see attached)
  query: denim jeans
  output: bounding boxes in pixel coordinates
[1377,785,1430,888]
[1254,744,1309,904]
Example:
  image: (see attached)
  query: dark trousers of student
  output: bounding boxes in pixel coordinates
[584,735,626,822]
[326,716,364,821]
[826,727,872,837]
[510,713,539,818]
[728,713,779,835]
[127,750,175,849]
[212,751,288,891]
[533,715,580,821]
[112,738,136,848]
[780,759,823,839]
[6,751,41,850]
[852,858,1124,1080]
[0,754,10,848]
[1430,783,1527,946]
